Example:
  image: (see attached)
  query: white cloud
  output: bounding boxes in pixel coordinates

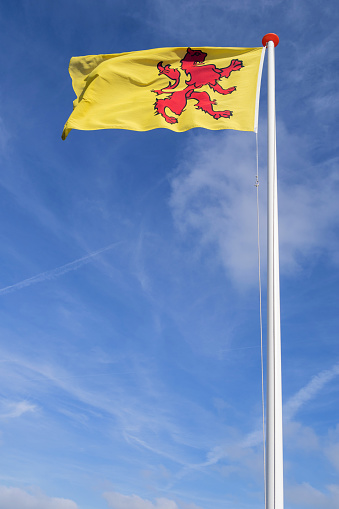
[0,400,36,419]
[283,421,319,452]
[103,493,207,509]
[170,131,260,287]
[169,126,339,287]
[326,441,339,472]
[0,486,78,509]
[325,424,339,472]
[285,482,339,509]
[103,492,179,509]
[180,503,206,509]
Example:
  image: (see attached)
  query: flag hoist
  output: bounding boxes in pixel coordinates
[62,34,284,509]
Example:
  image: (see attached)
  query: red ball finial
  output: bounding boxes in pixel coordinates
[262,33,279,47]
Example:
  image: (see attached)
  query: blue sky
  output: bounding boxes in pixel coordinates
[0,1,339,508]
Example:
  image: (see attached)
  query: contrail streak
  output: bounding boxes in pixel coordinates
[283,362,339,421]
[0,242,120,296]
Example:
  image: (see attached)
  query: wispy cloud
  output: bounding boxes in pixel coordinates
[0,353,186,463]
[167,361,339,487]
[147,0,272,41]
[0,242,121,296]
[0,116,11,153]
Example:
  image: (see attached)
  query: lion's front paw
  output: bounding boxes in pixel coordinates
[229,59,243,72]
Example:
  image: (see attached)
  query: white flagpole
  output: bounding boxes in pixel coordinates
[262,33,284,509]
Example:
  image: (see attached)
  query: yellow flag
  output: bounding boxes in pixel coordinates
[62,46,265,140]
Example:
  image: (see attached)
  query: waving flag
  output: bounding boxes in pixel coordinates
[62,46,265,139]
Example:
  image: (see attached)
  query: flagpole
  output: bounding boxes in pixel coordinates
[262,33,284,509]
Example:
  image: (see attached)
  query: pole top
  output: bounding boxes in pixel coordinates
[262,33,279,47]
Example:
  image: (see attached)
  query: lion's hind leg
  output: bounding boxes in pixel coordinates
[154,90,188,124]
[155,98,177,124]
[189,91,232,119]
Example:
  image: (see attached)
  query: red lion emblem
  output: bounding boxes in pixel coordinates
[153,47,244,125]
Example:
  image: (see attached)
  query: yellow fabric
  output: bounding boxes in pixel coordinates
[62,46,264,140]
